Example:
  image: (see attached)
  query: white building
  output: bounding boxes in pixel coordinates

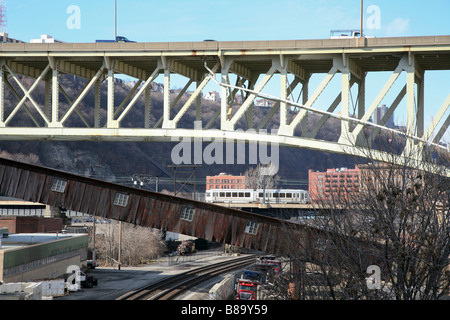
[204,91,220,103]
[30,34,64,43]
[255,99,275,108]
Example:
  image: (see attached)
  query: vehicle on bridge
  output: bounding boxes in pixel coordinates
[96,36,135,43]
[205,189,309,204]
[330,29,375,39]
[330,29,361,39]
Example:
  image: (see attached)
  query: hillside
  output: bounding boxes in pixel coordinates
[0,74,360,190]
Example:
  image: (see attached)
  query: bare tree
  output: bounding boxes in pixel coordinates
[270,138,450,300]
[0,151,42,165]
[244,163,280,190]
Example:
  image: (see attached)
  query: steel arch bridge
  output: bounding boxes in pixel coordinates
[0,36,449,173]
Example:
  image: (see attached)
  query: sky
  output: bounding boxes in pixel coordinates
[4,0,450,142]
[6,0,450,42]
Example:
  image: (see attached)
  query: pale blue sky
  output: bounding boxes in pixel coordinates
[6,0,450,42]
[5,1,450,142]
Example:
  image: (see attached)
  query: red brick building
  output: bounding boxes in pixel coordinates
[206,173,246,190]
[0,216,63,233]
[308,166,360,203]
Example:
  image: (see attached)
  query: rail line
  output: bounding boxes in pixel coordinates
[115,255,256,300]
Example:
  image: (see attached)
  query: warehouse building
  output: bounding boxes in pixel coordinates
[0,228,88,283]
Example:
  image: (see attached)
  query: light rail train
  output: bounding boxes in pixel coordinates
[205,189,309,204]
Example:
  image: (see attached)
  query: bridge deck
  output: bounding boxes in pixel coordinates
[1,36,449,79]
[1,35,450,52]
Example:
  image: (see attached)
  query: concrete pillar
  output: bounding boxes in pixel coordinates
[43,205,62,218]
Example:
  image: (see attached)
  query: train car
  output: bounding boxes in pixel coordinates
[256,189,309,204]
[205,189,256,203]
[205,188,309,204]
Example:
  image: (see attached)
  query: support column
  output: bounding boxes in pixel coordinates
[404,54,417,158]
[106,58,118,128]
[416,71,425,138]
[300,75,310,135]
[163,65,171,127]
[279,67,288,130]
[94,79,101,128]
[220,58,233,130]
[44,80,51,126]
[245,78,256,129]
[196,79,202,122]
[0,61,4,128]
[49,58,61,127]
[358,73,366,120]
[145,85,151,128]
[340,56,351,143]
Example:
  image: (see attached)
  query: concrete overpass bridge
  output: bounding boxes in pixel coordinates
[0,36,449,173]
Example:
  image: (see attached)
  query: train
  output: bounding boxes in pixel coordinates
[205,188,309,204]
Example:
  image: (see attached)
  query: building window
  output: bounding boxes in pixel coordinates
[245,221,259,235]
[51,178,67,193]
[180,206,195,222]
[114,192,129,207]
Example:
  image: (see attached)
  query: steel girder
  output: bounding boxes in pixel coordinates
[0,38,449,174]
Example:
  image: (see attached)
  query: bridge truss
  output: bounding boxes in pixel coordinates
[0,36,449,173]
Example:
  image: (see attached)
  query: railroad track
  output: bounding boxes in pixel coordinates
[116,255,256,300]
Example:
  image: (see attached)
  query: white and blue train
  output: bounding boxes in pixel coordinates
[205,189,310,204]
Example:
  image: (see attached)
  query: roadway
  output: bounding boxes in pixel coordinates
[54,249,240,300]
[1,35,449,82]
[2,35,450,53]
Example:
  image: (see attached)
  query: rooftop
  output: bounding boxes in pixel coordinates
[0,233,85,251]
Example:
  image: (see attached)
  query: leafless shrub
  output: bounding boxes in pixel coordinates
[92,220,166,267]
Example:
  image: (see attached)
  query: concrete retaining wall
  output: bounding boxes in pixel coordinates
[0,282,42,300]
[209,273,239,300]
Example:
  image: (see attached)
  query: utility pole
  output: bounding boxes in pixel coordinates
[360,0,364,38]
[118,220,122,270]
[92,216,96,262]
[114,0,117,39]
